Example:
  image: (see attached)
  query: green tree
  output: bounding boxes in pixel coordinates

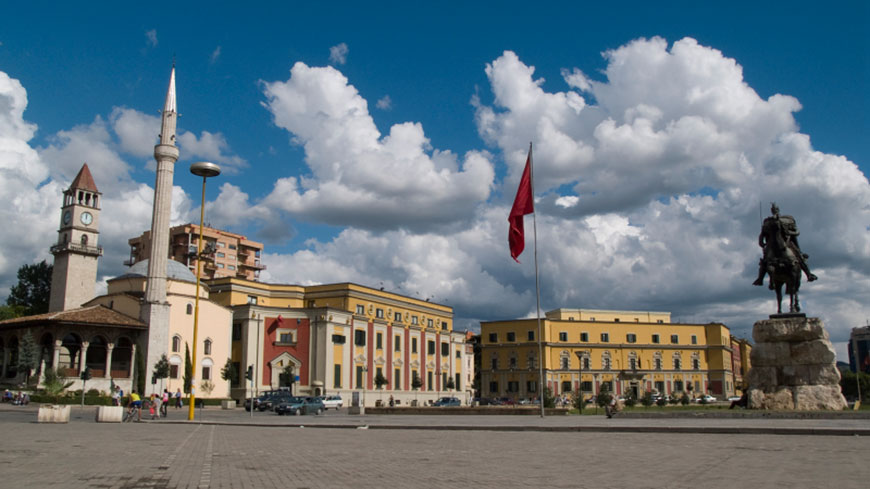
[183,343,192,394]
[411,371,422,404]
[445,376,455,391]
[572,389,585,412]
[152,354,170,393]
[6,260,52,316]
[134,346,146,394]
[0,304,26,320]
[221,358,237,384]
[543,386,556,408]
[840,370,870,400]
[17,331,39,385]
[279,365,295,387]
[374,370,388,390]
[640,391,654,407]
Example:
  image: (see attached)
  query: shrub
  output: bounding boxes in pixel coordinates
[641,391,654,407]
[656,395,668,407]
[680,392,691,405]
[572,389,585,412]
[597,392,613,408]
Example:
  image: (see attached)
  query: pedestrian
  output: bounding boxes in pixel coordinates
[149,394,160,420]
[389,395,394,407]
[162,389,170,417]
[175,388,183,408]
[111,386,121,406]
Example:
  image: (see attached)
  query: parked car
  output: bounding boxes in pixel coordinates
[319,395,343,410]
[275,396,325,416]
[695,394,716,403]
[433,397,461,407]
[726,395,742,402]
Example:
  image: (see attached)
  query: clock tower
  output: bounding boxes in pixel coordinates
[49,163,103,312]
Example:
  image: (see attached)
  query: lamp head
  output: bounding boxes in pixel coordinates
[190,161,221,178]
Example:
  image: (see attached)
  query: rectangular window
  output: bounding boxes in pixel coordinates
[427,340,435,355]
[441,321,448,330]
[232,323,241,341]
[691,335,698,345]
[626,333,637,343]
[376,308,384,319]
[376,367,383,387]
[216,242,225,248]
[526,380,537,393]
[227,265,235,270]
[657,319,664,324]
[601,333,610,343]
[412,338,418,353]
[332,334,346,344]
[561,381,572,393]
[394,335,401,351]
[395,312,402,322]
[247,295,257,305]
[202,366,211,380]
[488,333,498,343]
[671,334,679,344]
[674,380,684,392]
[489,381,499,393]
[356,304,365,315]
[580,332,589,342]
[217,252,225,258]
[652,334,660,344]
[376,332,383,350]
[510,356,517,368]
[231,362,241,387]
[279,332,293,344]
[395,368,401,389]
[217,263,224,268]
[427,371,434,391]
[411,316,418,325]
[170,365,179,379]
[491,357,498,369]
[507,381,519,393]
[356,366,364,388]
[442,372,447,388]
[507,332,516,342]
[334,364,341,388]
[655,381,665,393]
[527,330,535,341]
[455,349,461,359]
[559,332,568,341]
[228,244,236,250]
[455,373,461,390]
[428,319,434,327]
[580,381,593,392]
[441,342,449,356]
[354,330,366,346]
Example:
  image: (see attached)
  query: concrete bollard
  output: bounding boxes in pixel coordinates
[95,405,124,422]
[37,404,71,423]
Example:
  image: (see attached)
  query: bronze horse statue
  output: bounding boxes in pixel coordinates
[753,204,817,314]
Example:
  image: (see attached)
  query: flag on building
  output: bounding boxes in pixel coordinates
[509,146,534,262]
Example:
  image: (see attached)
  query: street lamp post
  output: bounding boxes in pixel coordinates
[188,161,221,421]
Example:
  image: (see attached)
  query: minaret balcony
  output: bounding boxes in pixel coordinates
[51,242,103,257]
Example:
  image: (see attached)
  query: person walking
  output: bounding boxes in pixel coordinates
[161,389,170,417]
[175,388,183,409]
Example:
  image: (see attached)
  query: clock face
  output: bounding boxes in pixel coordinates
[80,212,93,226]
[62,211,71,225]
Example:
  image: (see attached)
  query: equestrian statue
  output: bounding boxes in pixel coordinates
[753,203,817,313]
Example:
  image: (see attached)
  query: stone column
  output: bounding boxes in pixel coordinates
[53,340,61,372]
[129,344,137,379]
[1,347,6,378]
[79,341,89,375]
[105,343,114,378]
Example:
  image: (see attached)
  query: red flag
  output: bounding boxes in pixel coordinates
[277,314,284,325]
[509,147,534,262]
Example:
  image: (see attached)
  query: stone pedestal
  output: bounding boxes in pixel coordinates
[221,399,236,410]
[747,316,847,410]
[95,406,123,422]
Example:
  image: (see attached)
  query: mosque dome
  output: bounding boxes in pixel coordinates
[116,259,197,283]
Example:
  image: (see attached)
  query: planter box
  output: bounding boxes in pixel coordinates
[37,404,71,423]
[221,399,236,410]
[95,406,123,423]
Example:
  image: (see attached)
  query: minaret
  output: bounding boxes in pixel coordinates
[142,65,179,385]
[48,164,102,311]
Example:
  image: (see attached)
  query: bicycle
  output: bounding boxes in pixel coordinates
[123,402,142,422]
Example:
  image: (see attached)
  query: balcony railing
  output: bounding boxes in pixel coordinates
[238,261,266,270]
[50,243,103,256]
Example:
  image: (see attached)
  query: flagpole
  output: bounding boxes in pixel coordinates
[528,142,546,418]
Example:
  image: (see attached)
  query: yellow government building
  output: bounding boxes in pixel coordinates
[480,308,747,401]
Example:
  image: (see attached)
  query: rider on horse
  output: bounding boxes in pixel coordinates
[753,203,817,289]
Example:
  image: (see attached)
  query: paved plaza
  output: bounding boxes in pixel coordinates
[1,404,868,488]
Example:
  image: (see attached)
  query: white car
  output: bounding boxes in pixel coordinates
[695,394,716,403]
[319,395,343,410]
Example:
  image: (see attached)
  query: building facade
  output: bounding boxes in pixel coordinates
[479,308,738,401]
[128,224,265,282]
[207,278,473,406]
[730,335,753,394]
[848,325,870,373]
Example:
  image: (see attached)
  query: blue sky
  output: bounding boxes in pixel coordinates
[1,1,868,358]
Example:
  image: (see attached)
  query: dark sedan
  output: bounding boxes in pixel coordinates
[274,396,325,416]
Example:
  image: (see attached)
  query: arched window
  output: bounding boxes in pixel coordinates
[204,339,212,356]
[81,234,88,246]
[673,353,682,371]
[186,303,193,315]
[601,351,611,371]
[172,335,181,353]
